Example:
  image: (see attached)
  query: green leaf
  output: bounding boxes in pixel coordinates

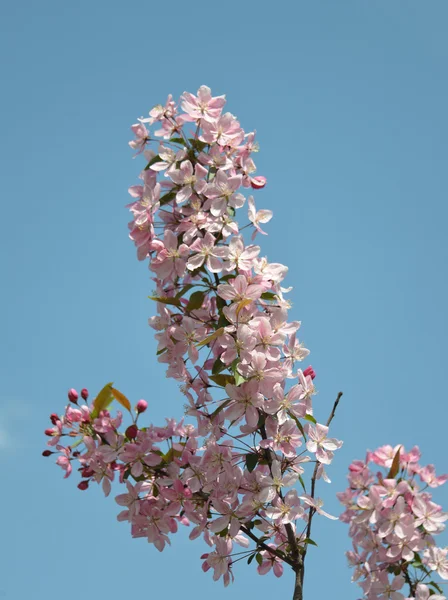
[298,475,307,492]
[288,413,306,439]
[212,358,227,375]
[169,137,185,145]
[217,527,228,537]
[260,291,277,301]
[304,538,318,547]
[247,554,255,565]
[156,347,167,356]
[91,382,114,418]
[148,295,182,307]
[255,553,263,566]
[386,446,402,479]
[186,290,206,312]
[189,138,208,152]
[246,453,259,473]
[304,414,317,424]
[234,371,246,386]
[209,374,235,387]
[209,398,232,419]
[429,581,444,594]
[175,284,195,299]
[160,190,177,206]
[144,155,162,170]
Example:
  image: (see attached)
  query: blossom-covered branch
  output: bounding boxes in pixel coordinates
[44,85,345,598]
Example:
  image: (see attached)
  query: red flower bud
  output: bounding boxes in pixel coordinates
[42,450,53,457]
[250,175,267,190]
[126,424,138,439]
[44,428,55,436]
[81,468,94,477]
[68,388,79,403]
[50,413,59,425]
[136,399,148,414]
[81,388,89,400]
[78,480,89,491]
[303,366,316,380]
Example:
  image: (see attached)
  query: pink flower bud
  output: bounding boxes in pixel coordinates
[81,467,94,478]
[81,388,89,400]
[78,480,89,491]
[44,428,55,436]
[42,450,53,457]
[126,424,138,439]
[250,176,267,190]
[303,366,316,380]
[50,413,59,425]
[68,388,79,403]
[136,399,148,413]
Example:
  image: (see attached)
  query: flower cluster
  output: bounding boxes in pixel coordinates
[338,444,448,600]
[44,86,344,588]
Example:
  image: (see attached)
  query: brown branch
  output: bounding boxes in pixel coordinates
[240,525,295,568]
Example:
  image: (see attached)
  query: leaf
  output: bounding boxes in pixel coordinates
[255,553,263,566]
[209,398,232,419]
[429,581,444,594]
[186,290,206,312]
[260,291,277,301]
[386,446,402,479]
[197,327,225,347]
[175,284,195,299]
[91,382,114,418]
[110,387,132,412]
[148,295,182,307]
[298,475,307,492]
[304,414,317,424]
[246,454,259,473]
[189,138,208,152]
[212,358,227,375]
[234,371,246,386]
[247,554,255,565]
[209,374,235,387]
[169,137,185,145]
[236,298,253,316]
[304,538,318,547]
[288,413,306,439]
[144,155,162,170]
[156,347,167,356]
[159,190,177,206]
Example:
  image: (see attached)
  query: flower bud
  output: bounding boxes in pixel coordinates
[44,428,55,436]
[50,413,59,425]
[78,480,89,491]
[303,366,316,380]
[81,467,94,478]
[136,399,148,414]
[250,176,267,190]
[81,388,89,400]
[68,388,79,403]
[42,450,53,457]
[126,424,138,439]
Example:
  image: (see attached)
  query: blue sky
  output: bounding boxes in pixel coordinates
[1,1,447,599]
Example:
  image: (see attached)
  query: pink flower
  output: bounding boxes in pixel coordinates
[224,380,264,428]
[187,232,228,273]
[169,160,207,203]
[181,85,226,122]
[151,229,189,280]
[257,545,284,577]
[204,170,245,217]
[218,274,264,304]
[248,196,272,239]
[306,423,342,465]
[200,112,244,147]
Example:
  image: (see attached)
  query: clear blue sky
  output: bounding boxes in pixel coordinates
[1,1,447,599]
